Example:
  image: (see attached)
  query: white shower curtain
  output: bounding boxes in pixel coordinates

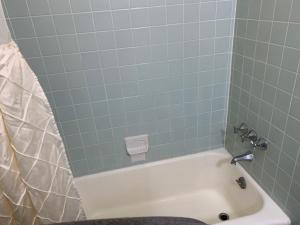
[0,40,86,224]
[0,2,11,45]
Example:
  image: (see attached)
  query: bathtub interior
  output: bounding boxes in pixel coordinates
[75,149,264,224]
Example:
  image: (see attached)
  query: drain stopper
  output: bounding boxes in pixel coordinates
[219,213,230,221]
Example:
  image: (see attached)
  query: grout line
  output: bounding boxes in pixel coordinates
[268,0,294,202]
[52,0,87,162]
[257,0,277,187]
[239,0,256,174]
[224,0,237,146]
[5,1,235,20]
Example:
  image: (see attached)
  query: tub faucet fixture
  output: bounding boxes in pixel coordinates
[231,150,254,165]
[232,124,269,165]
[233,123,248,135]
[250,138,268,150]
[240,129,257,143]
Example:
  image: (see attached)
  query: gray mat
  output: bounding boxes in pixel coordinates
[52,217,208,225]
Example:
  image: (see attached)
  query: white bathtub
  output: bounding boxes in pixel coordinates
[75,148,290,225]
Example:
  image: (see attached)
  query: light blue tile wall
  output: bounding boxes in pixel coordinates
[226,0,300,224]
[2,0,236,176]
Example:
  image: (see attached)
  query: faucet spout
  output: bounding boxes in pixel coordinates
[231,150,254,165]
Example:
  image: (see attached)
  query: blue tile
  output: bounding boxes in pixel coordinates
[85,69,104,86]
[78,118,97,133]
[58,35,79,54]
[73,13,94,33]
[48,74,69,91]
[66,71,87,89]
[32,16,56,37]
[49,0,71,14]
[112,10,131,30]
[3,0,29,18]
[88,86,107,102]
[62,54,82,72]
[70,88,90,104]
[70,0,91,12]
[61,120,79,136]
[81,52,100,70]
[53,15,76,35]
[38,36,60,56]
[27,0,50,16]
[52,90,73,107]
[74,104,93,119]
[77,33,97,52]
[27,58,47,75]
[17,38,41,58]
[11,18,35,39]
[92,101,109,116]
[90,0,110,11]
[93,12,113,31]
[43,55,65,74]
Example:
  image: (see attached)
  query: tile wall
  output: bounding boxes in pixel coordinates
[2,0,236,176]
[226,0,300,223]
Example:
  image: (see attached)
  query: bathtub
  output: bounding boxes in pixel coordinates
[75,148,290,225]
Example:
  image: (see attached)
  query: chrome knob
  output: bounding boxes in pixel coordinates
[234,123,248,134]
[251,138,268,150]
[241,129,258,143]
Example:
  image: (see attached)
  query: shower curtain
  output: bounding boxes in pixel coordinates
[0,2,10,45]
[0,41,85,224]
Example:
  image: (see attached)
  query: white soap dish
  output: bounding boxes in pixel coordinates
[125,134,149,162]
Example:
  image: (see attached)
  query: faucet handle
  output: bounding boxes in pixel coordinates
[234,123,248,134]
[251,138,268,150]
[241,129,258,143]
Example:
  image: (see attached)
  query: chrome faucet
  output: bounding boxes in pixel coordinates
[231,150,254,165]
[240,129,257,143]
[231,123,269,165]
[234,123,248,135]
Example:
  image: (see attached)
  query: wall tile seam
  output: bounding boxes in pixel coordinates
[229,80,299,134]
[60,109,229,135]
[4,1,235,19]
[14,36,235,47]
[236,0,266,181]
[18,48,234,60]
[44,0,89,161]
[68,134,215,159]
[47,80,231,92]
[234,17,300,25]
[66,136,217,153]
[6,12,234,22]
[230,68,297,109]
[281,2,300,204]
[26,63,233,78]
[69,0,112,164]
[10,25,235,40]
[232,52,300,82]
[235,35,300,54]
[223,0,238,143]
[57,112,228,130]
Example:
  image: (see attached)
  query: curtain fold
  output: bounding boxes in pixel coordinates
[0,41,85,224]
[0,2,11,45]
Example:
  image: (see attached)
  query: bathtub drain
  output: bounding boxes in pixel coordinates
[218,213,229,221]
